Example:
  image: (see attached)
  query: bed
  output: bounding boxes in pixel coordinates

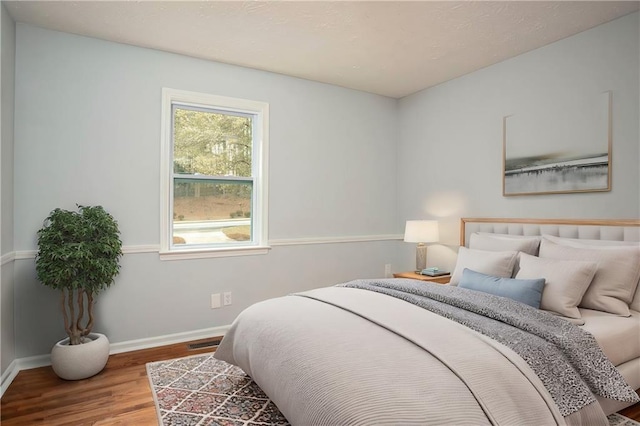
[215,218,640,425]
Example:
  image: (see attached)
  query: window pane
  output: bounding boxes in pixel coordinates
[173,107,252,177]
[173,179,252,246]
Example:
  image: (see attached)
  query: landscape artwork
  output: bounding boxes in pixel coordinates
[503,92,611,196]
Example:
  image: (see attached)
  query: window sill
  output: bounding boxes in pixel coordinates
[159,245,271,261]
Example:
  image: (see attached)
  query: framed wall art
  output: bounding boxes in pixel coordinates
[503,91,612,196]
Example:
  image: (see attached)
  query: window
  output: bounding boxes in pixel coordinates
[160,89,269,259]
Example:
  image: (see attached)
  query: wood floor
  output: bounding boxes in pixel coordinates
[1,338,639,425]
[0,338,218,425]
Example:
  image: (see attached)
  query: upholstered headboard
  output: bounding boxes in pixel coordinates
[461,218,640,247]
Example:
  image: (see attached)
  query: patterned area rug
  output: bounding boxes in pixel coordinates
[146,353,289,425]
[609,413,640,426]
[147,352,638,426]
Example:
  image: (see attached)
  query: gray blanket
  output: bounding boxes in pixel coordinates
[339,279,640,416]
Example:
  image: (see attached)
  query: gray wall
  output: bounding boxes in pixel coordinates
[12,24,400,357]
[1,2,16,375]
[397,12,640,272]
[5,12,640,362]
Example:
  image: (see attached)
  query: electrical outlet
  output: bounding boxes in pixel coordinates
[223,292,232,306]
[211,293,221,309]
[384,263,392,278]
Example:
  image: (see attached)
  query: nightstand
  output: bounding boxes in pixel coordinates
[393,271,451,284]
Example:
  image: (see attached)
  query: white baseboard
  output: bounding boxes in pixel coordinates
[0,360,19,397]
[0,354,51,397]
[109,324,230,354]
[0,324,231,398]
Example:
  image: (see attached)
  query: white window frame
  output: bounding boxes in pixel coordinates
[160,88,269,260]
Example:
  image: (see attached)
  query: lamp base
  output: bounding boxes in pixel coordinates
[415,243,427,271]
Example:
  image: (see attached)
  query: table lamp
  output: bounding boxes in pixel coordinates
[404,220,439,272]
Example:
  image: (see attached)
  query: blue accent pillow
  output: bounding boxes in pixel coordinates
[458,268,545,309]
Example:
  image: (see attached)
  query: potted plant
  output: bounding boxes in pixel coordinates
[35,205,123,380]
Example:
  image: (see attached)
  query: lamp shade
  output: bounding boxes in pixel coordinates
[404,220,439,243]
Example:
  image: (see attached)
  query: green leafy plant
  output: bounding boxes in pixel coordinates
[35,205,123,345]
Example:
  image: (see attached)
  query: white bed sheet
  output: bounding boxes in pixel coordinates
[580,308,640,367]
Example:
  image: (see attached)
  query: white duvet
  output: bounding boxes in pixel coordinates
[215,287,612,425]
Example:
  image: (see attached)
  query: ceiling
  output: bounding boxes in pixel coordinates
[5,1,639,98]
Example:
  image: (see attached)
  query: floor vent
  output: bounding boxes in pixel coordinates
[187,338,222,350]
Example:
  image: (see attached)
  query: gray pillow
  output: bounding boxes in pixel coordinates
[458,268,545,308]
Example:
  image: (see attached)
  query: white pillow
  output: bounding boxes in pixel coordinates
[539,238,640,317]
[449,247,518,286]
[542,234,640,248]
[515,253,597,319]
[542,235,640,313]
[470,233,541,256]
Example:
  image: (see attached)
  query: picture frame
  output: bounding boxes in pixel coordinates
[502,91,612,196]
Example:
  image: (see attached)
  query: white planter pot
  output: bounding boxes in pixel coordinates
[51,333,110,380]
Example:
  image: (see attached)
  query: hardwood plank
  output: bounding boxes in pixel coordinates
[1,337,217,426]
[620,390,640,420]
[1,337,639,424]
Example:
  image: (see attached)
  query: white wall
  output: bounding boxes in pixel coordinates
[397,12,640,272]
[12,24,400,357]
[0,2,16,376]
